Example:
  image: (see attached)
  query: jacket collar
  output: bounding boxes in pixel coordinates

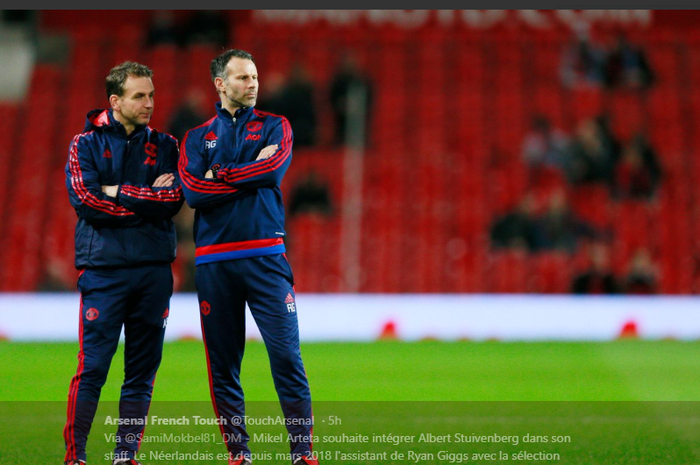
[85,109,148,138]
[215,102,254,122]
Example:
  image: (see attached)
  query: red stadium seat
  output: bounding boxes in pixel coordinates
[486,250,530,293]
[530,252,572,294]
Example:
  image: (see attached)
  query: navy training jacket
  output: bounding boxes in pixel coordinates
[66,109,184,269]
[178,102,293,266]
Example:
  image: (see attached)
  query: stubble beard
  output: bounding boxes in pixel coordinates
[230,96,255,109]
[225,87,256,109]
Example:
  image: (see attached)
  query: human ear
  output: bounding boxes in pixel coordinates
[214,77,225,95]
[109,94,120,111]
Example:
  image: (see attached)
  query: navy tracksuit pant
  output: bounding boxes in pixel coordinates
[64,264,172,463]
[195,254,313,461]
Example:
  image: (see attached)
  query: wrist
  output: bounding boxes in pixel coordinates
[210,164,221,181]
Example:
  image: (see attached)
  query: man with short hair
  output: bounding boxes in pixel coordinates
[63,61,184,465]
[179,49,317,465]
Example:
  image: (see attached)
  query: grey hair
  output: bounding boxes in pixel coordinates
[210,49,255,82]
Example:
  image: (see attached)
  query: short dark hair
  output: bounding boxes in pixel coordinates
[210,49,254,82]
[105,61,153,99]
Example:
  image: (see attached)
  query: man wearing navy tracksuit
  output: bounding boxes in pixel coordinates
[179,49,317,465]
[63,62,183,465]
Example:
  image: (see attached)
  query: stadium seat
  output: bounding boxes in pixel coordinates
[569,184,612,232]
[486,250,530,293]
[531,252,572,294]
[569,87,603,121]
[0,65,63,290]
[0,104,19,236]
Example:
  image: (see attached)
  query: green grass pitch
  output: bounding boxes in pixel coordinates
[1,340,699,463]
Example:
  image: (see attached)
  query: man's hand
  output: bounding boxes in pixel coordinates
[256,144,278,160]
[101,185,119,198]
[153,173,175,187]
[202,145,278,179]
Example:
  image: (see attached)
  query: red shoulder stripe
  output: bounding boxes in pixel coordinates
[68,133,135,216]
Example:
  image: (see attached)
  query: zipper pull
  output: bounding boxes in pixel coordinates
[232,117,237,125]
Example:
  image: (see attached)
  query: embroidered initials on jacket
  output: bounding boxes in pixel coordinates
[144,142,158,166]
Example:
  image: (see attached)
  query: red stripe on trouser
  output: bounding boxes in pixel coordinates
[64,295,85,461]
[309,412,314,452]
[136,375,158,452]
[200,315,227,440]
